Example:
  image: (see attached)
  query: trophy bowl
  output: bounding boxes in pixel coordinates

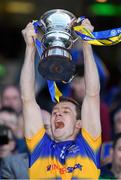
[37,9,77,82]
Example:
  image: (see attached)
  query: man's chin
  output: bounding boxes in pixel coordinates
[53,129,65,140]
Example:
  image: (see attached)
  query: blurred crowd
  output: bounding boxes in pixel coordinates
[0,43,121,179]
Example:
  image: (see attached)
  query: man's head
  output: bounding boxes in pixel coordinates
[0,107,18,136]
[111,133,121,172]
[51,96,82,142]
[1,85,22,114]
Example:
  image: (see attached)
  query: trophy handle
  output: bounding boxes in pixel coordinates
[39,19,47,31]
[71,16,86,45]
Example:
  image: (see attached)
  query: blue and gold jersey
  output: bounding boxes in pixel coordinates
[26,128,101,179]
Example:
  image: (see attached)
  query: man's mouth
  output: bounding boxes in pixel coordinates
[55,122,64,129]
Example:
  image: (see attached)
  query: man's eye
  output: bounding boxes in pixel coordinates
[63,111,69,113]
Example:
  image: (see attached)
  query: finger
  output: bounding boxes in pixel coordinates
[77,16,85,24]
[82,18,91,25]
[81,19,94,32]
[26,22,34,28]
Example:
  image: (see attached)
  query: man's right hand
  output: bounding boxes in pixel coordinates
[21,22,37,48]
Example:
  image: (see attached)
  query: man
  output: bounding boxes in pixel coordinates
[21,18,101,179]
[0,107,28,153]
[0,110,50,179]
[100,133,121,179]
[0,107,18,136]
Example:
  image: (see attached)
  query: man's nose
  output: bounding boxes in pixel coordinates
[56,111,62,116]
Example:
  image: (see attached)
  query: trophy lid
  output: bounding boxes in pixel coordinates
[40,9,76,21]
[39,9,76,31]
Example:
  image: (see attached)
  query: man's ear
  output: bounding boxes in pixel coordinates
[75,120,82,129]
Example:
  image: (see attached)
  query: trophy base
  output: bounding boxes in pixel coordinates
[38,55,76,82]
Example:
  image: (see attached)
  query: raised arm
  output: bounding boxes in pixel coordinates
[20,23,44,138]
[81,19,101,138]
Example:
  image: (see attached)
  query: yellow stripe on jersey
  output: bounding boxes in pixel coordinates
[25,127,45,152]
[82,128,102,151]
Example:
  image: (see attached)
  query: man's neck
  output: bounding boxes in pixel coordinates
[54,133,77,143]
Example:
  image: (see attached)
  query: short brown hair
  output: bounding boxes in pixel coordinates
[54,96,81,120]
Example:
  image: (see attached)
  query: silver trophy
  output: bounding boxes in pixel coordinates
[37,9,77,82]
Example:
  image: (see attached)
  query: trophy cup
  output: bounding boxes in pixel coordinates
[37,9,77,82]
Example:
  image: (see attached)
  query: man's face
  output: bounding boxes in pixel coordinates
[112,138,121,169]
[2,87,22,114]
[0,112,18,135]
[51,101,79,141]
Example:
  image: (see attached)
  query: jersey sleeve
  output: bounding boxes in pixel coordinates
[25,127,46,152]
[82,128,102,151]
